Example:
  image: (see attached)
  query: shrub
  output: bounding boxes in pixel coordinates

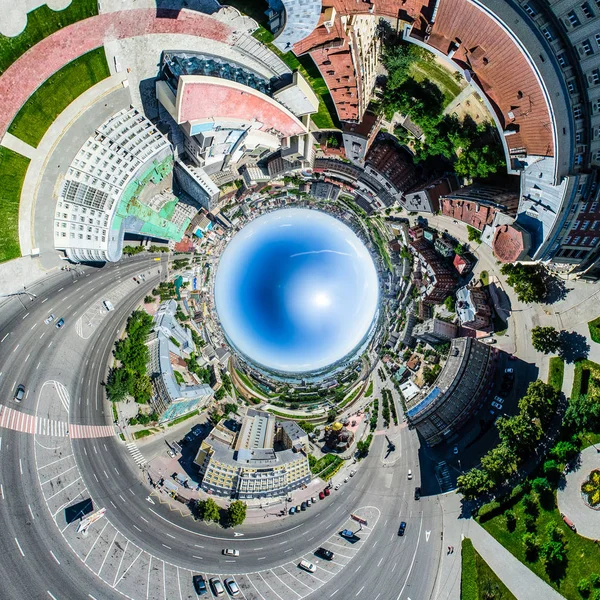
[591,574,600,588]
[523,532,539,562]
[522,494,539,517]
[524,513,537,532]
[504,509,517,532]
[579,579,592,598]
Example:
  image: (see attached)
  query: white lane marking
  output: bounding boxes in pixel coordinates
[58,288,64,292]
[13,344,19,352]
[42,298,48,303]
[0,333,9,343]
[28,504,35,520]
[50,550,60,565]
[14,537,24,557]
[19,459,23,475]
[22,313,29,320]
[30,323,37,330]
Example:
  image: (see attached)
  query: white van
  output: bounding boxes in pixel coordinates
[299,560,316,573]
[103,300,114,312]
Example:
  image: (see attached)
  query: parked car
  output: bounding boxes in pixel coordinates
[210,578,225,596]
[315,547,334,560]
[298,560,316,573]
[494,396,504,403]
[103,300,114,311]
[344,476,349,483]
[350,470,356,477]
[319,491,325,500]
[193,575,208,595]
[55,318,65,329]
[44,314,55,324]
[491,401,503,410]
[222,549,239,557]
[14,384,25,403]
[301,502,307,511]
[453,446,459,455]
[224,577,240,596]
[311,496,317,504]
[483,338,496,344]
[414,487,421,501]
[289,506,296,515]
[296,505,301,513]
[398,521,407,536]
[505,368,514,374]
[340,529,355,539]
[323,488,330,496]
[334,484,340,491]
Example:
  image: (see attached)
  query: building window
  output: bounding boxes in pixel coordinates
[573,220,581,230]
[581,39,594,56]
[581,2,594,18]
[574,105,583,119]
[567,81,576,94]
[592,69,600,85]
[567,10,581,26]
[596,33,600,46]
[557,53,568,67]
[582,220,590,230]
[565,236,572,244]
[573,236,581,244]
[581,202,589,212]
[542,26,555,41]
[524,3,537,16]
[593,202,599,212]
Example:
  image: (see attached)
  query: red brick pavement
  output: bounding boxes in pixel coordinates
[0,9,233,140]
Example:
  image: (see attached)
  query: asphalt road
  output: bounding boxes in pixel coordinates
[0,255,444,600]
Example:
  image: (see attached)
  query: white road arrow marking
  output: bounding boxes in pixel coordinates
[425,530,431,542]
[233,532,244,537]
[146,496,155,504]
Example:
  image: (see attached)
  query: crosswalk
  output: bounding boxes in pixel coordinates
[126,442,146,466]
[69,424,115,439]
[0,405,114,439]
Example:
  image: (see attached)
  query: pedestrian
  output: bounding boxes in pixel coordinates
[447,546,451,554]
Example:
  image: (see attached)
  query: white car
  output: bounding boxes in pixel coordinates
[494,396,504,403]
[334,484,341,491]
[44,314,55,324]
[222,549,239,557]
[349,470,356,477]
[344,477,349,483]
[407,470,413,480]
[491,401,503,410]
[505,368,514,374]
[299,560,316,573]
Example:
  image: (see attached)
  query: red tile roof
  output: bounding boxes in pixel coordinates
[492,224,527,263]
[440,198,496,231]
[177,79,306,138]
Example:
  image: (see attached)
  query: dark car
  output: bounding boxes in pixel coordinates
[14,384,25,403]
[319,491,325,500]
[193,575,208,595]
[340,529,356,539]
[301,501,307,511]
[315,547,334,560]
[398,521,407,536]
[324,488,330,496]
[414,487,421,501]
[55,318,65,329]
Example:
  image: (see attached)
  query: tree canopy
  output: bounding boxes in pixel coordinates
[228,500,247,527]
[531,326,561,354]
[500,263,547,304]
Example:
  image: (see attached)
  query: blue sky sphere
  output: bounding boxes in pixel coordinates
[214,208,379,373]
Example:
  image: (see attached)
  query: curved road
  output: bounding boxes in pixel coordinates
[0,256,444,600]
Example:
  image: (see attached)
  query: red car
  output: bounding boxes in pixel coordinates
[323,488,330,497]
[319,491,325,500]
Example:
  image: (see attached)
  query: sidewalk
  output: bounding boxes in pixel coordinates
[468,520,566,600]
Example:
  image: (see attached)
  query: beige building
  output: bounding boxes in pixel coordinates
[194,410,310,500]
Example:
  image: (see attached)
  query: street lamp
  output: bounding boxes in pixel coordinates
[582,434,600,453]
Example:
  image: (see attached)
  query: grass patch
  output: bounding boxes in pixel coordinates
[8,47,110,147]
[571,359,600,400]
[409,58,463,106]
[118,433,125,441]
[167,409,199,427]
[480,270,489,286]
[266,409,323,421]
[308,453,342,475]
[133,429,154,440]
[0,0,98,75]
[547,357,565,393]
[0,146,29,262]
[461,538,478,600]
[588,316,600,344]
[365,381,374,397]
[320,458,345,481]
[173,370,184,385]
[235,369,277,398]
[338,386,362,410]
[111,401,118,422]
[479,490,600,599]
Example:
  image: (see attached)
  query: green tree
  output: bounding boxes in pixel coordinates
[200,498,220,523]
[144,295,154,304]
[457,468,494,499]
[481,443,518,483]
[227,500,247,527]
[518,380,559,423]
[505,509,517,532]
[522,532,539,562]
[496,414,541,456]
[578,579,592,598]
[132,374,153,404]
[543,459,562,485]
[444,295,456,312]
[467,225,482,243]
[105,367,131,402]
[550,440,579,463]
[500,263,547,303]
[299,421,316,434]
[214,387,226,400]
[564,393,600,432]
[531,326,561,354]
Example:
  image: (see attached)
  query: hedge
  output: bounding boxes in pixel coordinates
[461,538,479,600]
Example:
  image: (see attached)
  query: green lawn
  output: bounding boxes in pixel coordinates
[8,47,110,148]
[479,490,600,599]
[547,357,565,393]
[461,537,517,600]
[0,146,29,263]
[588,316,600,344]
[571,359,600,400]
[0,0,98,75]
[409,57,464,106]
